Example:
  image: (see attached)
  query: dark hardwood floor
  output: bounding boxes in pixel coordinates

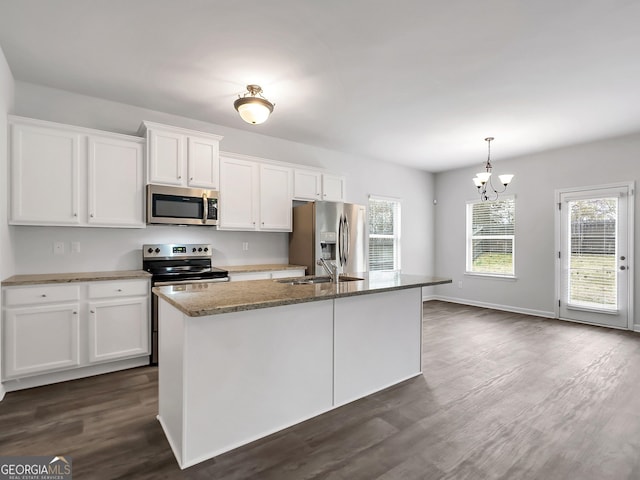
[1,301,640,479]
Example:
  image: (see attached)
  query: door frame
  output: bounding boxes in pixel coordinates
[554,182,635,330]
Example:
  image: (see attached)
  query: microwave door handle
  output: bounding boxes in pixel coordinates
[202,193,208,224]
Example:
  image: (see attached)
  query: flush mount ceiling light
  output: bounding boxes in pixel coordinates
[233,84,274,125]
[472,137,514,202]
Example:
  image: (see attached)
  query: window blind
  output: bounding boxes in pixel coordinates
[369,197,401,271]
[466,197,515,275]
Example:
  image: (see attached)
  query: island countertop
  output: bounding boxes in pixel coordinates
[153,272,451,317]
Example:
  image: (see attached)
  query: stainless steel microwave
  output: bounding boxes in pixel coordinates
[146,185,218,226]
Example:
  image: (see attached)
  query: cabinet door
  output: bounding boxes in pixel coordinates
[148,129,184,185]
[187,135,220,189]
[260,164,293,231]
[4,304,80,379]
[88,136,145,227]
[322,173,346,202]
[219,157,258,230]
[10,123,81,225]
[293,169,322,201]
[88,297,149,363]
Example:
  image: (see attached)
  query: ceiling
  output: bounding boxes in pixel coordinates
[0,0,639,172]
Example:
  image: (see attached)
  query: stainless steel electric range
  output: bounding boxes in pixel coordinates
[143,243,229,364]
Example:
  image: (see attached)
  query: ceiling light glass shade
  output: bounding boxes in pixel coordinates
[476,172,492,183]
[498,174,514,185]
[472,177,483,187]
[234,85,274,125]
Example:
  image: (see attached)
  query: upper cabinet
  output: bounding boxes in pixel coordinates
[293,168,346,202]
[218,153,293,232]
[140,121,223,189]
[9,116,145,228]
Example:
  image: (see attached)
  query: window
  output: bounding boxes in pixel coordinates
[466,197,515,276]
[368,196,401,271]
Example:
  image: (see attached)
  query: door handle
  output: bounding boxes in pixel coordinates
[202,193,208,224]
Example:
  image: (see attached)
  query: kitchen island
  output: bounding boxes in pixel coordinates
[153,272,451,469]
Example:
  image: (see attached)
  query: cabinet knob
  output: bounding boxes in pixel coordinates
[117,288,122,292]
[90,214,94,218]
[90,310,95,314]
[41,294,47,297]
[73,213,78,217]
[190,177,193,180]
[73,311,78,315]
[178,175,182,179]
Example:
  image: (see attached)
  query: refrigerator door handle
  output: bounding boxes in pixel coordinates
[343,215,350,265]
[338,215,344,266]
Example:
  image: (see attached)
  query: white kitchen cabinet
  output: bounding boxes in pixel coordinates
[219,153,293,232]
[321,173,346,202]
[88,297,149,363]
[10,122,81,225]
[219,155,259,229]
[88,135,144,227]
[4,304,81,379]
[142,122,223,189]
[9,116,145,228]
[293,169,346,202]
[2,278,150,383]
[259,164,293,231]
[293,168,322,201]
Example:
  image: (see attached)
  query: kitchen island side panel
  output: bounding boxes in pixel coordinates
[182,299,334,466]
[333,287,422,406]
[157,299,186,467]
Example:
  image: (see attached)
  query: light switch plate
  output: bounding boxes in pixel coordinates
[53,242,65,255]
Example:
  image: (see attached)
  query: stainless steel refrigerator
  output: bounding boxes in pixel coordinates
[289,201,368,276]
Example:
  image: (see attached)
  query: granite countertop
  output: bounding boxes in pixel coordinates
[154,272,452,317]
[224,264,307,273]
[2,270,152,286]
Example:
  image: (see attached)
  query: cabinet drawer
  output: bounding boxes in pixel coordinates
[4,284,80,306]
[88,280,149,299]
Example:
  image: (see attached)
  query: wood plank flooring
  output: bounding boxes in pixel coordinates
[1,300,640,479]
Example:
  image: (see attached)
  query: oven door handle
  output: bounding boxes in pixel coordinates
[153,277,230,286]
[202,193,209,224]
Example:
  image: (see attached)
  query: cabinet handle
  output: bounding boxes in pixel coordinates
[41,294,47,297]
[73,213,78,217]
[261,222,264,225]
[90,213,94,218]
[90,310,95,314]
[117,288,122,292]
[73,311,78,315]
[178,175,182,179]
[190,177,193,180]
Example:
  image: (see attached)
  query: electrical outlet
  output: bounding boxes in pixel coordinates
[53,241,65,255]
[71,241,81,253]
[242,242,249,251]
[458,281,463,289]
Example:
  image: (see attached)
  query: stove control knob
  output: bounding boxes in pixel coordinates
[198,247,203,252]
[192,247,197,252]
[204,247,209,252]
[155,248,160,254]
[147,248,153,254]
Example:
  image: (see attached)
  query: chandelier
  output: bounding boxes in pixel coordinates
[472,137,513,201]
[233,85,274,125]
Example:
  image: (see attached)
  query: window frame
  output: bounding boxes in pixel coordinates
[368,195,401,272]
[465,195,516,279]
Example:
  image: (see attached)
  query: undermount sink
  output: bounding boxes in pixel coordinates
[276,275,364,285]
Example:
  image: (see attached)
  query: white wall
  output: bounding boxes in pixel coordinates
[433,133,640,329]
[0,45,15,399]
[10,82,435,275]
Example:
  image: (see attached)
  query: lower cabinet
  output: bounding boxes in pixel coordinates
[2,279,150,382]
[88,297,149,363]
[4,303,81,379]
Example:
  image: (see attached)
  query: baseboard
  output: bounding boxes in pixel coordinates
[427,295,556,319]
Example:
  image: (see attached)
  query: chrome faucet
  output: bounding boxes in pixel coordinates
[317,258,339,284]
